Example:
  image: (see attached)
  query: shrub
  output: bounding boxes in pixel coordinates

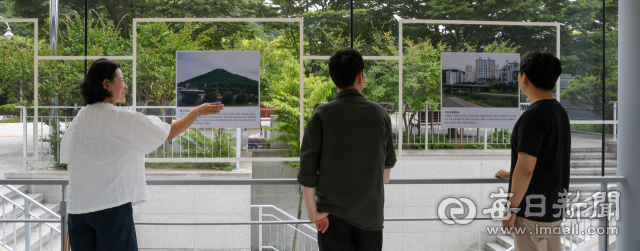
[0,117,20,123]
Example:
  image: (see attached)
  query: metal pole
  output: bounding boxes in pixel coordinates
[24,200,30,251]
[236,128,241,171]
[60,184,67,251]
[23,107,28,170]
[613,101,617,141]
[617,0,640,250]
[85,0,88,73]
[259,206,263,251]
[0,16,11,31]
[599,2,609,249]
[49,0,58,55]
[50,0,60,165]
[350,0,353,48]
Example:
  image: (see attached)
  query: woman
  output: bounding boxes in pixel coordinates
[60,59,223,250]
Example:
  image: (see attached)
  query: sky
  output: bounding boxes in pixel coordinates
[176,51,261,83]
[441,52,521,71]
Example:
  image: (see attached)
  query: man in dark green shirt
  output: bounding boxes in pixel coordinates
[298,48,397,251]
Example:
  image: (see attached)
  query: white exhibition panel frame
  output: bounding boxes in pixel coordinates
[0,19,38,161]
[397,19,561,159]
[1,18,618,162]
[133,18,303,162]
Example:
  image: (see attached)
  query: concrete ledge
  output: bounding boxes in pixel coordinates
[4,168,252,180]
[402,149,510,156]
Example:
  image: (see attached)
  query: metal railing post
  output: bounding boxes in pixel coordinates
[24,200,30,251]
[484,128,488,150]
[61,184,67,251]
[598,182,609,251]
[613,101,617,141]
[23,107,28,170]
[424,103,428,150]
[258,206,263,251]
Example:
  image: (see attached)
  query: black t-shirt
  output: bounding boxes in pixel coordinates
[508,99,571,222]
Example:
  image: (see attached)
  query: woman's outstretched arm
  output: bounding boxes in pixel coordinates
[167,102,224,140]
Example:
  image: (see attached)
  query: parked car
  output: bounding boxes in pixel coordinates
[248,135,270,149]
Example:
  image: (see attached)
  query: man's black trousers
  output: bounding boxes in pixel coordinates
[318,214,383,251]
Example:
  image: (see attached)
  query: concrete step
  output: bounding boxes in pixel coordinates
[14,222,61,251]
[562,238,581,250]
[571,147,608,153]
[485,242,508,251]
[0,185,28,200]
[569,184,617,201]
[496,235,514,248]
[0,194,45,220]
[570,160,617,168]
[569,184,616,193]
[570,168,617,176]
[3,203,61,248]
[571,152,616,160]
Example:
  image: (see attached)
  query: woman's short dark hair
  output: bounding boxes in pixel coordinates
[81,59,121,104]
[329,48,365,89]
[519,51,562,91]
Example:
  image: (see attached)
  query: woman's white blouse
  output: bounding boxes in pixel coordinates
[60,103,171,214]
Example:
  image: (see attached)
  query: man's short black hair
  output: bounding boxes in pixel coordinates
[329,48,364,89]
[519,51,562,91]
[81,59,120,104]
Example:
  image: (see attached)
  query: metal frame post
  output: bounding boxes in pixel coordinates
[24,200,30,251]
[23,107,28,170]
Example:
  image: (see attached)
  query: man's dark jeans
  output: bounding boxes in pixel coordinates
[318,214,383,251]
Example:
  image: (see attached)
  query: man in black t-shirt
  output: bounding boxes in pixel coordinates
[494,51,569,251]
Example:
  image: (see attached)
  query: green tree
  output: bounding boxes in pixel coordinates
[235,92,248,104]
[222,92,234,105]
[561,0,618,123]
[220,36,333,164]
[248,95,258,104]
[204,90,218,102]
[181,92,200,105]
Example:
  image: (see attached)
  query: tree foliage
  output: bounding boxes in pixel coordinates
[0,0,620,162]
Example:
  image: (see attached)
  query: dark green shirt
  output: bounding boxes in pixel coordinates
[298,89,397,230]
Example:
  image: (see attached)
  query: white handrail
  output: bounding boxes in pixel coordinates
[0,193,61,234]
[252,205,317,233]
[3,186,60,219]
